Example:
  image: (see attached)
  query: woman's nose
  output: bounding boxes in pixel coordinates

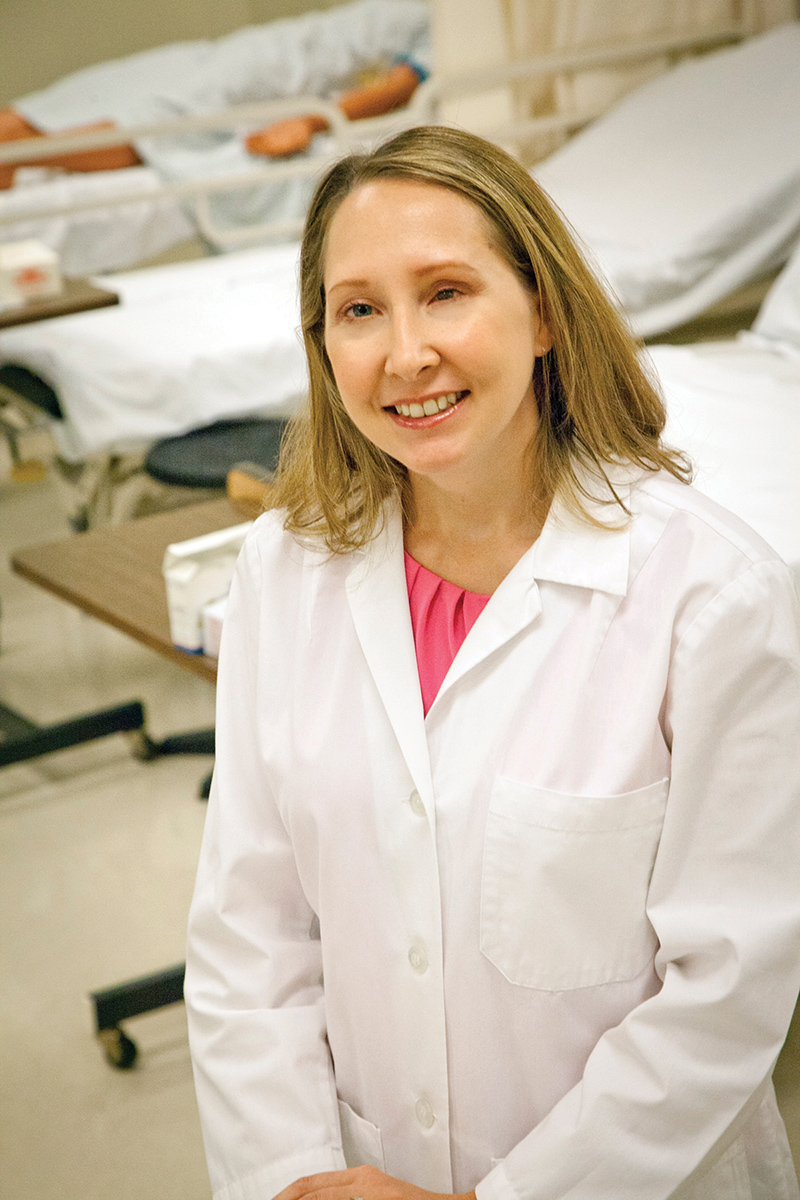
[384,313,439,380]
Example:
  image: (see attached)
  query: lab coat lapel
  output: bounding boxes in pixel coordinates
[345,506,434,804]
[431,546,544,710]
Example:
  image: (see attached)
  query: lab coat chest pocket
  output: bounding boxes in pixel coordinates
[480,776,669,990]
[337,1098,385,1170]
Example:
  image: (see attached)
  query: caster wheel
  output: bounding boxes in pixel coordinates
[69,510,90,533]
[98,1026,138,1069]
[127,729,160,762]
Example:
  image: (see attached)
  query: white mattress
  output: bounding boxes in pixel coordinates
[649,339,800,581]
[537,23,800,338]
[0,246,307,461]
[0,167,194,277]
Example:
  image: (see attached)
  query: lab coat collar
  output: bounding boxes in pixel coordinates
[345,466,634,754]
[530,463,635,597]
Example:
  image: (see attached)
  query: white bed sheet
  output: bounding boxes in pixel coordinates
[0,245,307,461]
[649,339,800,581]
[536,23,800,338]
[0,166,195,277]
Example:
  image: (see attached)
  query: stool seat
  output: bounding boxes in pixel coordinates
[144,417,288,489]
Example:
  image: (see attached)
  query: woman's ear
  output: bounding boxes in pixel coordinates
[534,322,554,356]
[532,292,554,357]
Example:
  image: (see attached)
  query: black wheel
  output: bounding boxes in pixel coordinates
[128,729,160,762]
[98,1026,138,1069]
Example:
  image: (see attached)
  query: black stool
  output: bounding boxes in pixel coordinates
[144,416,287,490]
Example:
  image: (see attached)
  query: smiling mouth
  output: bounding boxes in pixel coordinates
[387,390,467,418]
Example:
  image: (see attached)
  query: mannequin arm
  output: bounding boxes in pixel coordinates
[245,61,422,159]
[0,108,140,189]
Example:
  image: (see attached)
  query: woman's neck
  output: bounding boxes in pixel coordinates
[404,470,548,594]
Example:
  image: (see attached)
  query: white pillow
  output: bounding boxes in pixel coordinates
[751,238,800,350]
[535,23,800,338]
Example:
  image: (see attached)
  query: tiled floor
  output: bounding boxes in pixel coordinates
[1,447,799,1198]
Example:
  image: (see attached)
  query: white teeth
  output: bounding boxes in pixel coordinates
[394,391,462,418]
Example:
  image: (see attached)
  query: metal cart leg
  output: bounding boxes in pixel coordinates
[0,699,150,767]
[91,964,186,1069]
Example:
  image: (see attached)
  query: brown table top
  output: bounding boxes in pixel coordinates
[0,277,119,329]
[11,498,242,684]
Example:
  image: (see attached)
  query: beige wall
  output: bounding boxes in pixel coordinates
[0,0,344,109]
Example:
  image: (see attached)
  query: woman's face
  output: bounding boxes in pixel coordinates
[323,178,552,494]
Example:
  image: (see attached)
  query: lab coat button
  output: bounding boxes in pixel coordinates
[408,944,428,974]
[415,1098,435,1129]
[409,790,426,817]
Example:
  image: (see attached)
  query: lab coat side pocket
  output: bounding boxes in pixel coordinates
[480,776,669,991]
[337,1098,386,1169]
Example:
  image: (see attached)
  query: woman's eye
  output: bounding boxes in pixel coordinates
[433,287,460,302]
[345,302,373,319]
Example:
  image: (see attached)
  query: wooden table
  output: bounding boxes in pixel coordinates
[12,496,241,684]
[0,277,119,329]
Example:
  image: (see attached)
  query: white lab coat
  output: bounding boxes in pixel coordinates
[185,468,800,1200]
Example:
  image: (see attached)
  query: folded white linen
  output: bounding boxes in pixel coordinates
[0,245,307,460]
[648,340,800,579]
[537,24,800,337]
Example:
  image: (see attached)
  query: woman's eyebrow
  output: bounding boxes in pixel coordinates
[326,277,370,297]
[326,260,481,296]
[410,259,481,277]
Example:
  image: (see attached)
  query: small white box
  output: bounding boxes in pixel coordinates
[0,239,62,309]
[163,522,251,653]
[201,594,228,658]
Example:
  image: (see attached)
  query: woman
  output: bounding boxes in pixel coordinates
[185,126,800,1200]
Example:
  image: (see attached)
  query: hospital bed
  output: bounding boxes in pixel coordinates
[0,0,433,270]
[0,244,306,525]
[2,19,799,527]
[648,237,800,584]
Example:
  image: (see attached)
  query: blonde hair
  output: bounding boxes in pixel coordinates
[272,124,690,552]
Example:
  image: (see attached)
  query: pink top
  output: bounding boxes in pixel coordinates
[404,551,491,715]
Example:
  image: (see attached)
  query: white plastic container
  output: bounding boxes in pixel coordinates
[163,523,251,653]
[0,239,62,310]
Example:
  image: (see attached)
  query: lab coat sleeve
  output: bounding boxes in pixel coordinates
[185,527,346,1200]
[476,557,800,1200]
